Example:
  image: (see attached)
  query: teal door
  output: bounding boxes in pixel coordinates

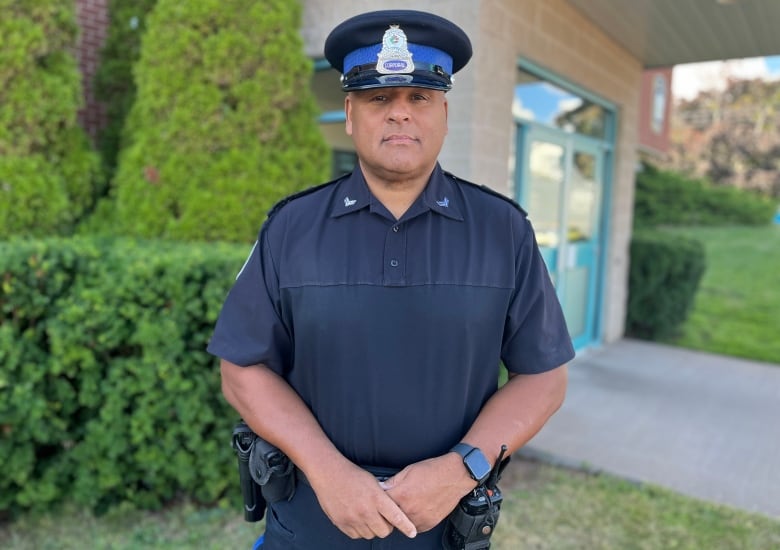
[517,123,605,349]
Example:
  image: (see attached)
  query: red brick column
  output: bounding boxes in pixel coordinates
[75,0,109,144]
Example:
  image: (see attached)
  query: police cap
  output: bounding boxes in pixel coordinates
[324,10,472,92]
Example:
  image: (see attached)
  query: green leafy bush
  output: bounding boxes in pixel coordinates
[92,0,330,242]
[626,231,706,340]
[0,238,250,516]
[0,1,100,238]
[634,162,776,228]
[93,0,157,182]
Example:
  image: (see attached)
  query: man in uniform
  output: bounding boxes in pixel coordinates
[208,9,574,549]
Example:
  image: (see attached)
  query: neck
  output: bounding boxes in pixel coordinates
[360,162,433,219]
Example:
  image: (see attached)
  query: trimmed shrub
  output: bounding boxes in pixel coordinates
[634,162,776,228]
[92,0,330,242]
[93,0,157,181]
[626,231,706,340]
[0,238,249,515]
[0,1,100,237]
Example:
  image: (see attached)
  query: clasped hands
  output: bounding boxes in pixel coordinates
[310,453,476,540]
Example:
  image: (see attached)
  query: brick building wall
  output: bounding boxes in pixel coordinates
[75,0,109,144]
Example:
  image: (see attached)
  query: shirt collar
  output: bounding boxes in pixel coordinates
[420,164,464,221]
[330,168,372,218]
[329,163,464,222]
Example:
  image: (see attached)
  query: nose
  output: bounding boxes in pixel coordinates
[387,98,411,123]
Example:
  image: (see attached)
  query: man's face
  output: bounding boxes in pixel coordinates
[345,87,448,184]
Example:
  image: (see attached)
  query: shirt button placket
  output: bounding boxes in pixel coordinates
[383,223,406,285]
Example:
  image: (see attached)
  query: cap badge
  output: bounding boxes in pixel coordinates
[376,25,415,75]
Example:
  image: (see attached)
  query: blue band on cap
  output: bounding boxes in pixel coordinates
[343,43,453,75]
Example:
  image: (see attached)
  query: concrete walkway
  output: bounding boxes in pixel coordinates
[524,339,780,519]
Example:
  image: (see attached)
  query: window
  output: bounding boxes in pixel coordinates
[651,74,667,134]
[513,70,608,139]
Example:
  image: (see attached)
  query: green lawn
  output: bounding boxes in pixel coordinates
[663,225,780,364]
[2,459,779,549]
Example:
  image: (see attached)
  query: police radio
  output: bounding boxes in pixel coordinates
[442,445,510,550]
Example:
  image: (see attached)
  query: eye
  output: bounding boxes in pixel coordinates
[411,92,429,102]
[369,94,388,102]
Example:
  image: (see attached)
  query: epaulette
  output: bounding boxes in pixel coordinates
[264,173,349,222]
[443,170,528,216]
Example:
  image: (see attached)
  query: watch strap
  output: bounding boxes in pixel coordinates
[450,442,475,459]
[450,442,491,483]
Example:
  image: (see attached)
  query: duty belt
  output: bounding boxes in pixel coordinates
[295,465,400,486]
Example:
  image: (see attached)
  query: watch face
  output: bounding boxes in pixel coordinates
[465,449,492,482]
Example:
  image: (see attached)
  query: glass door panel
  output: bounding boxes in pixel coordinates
[528,140,564,249]
[568,151,600,243]
[562,142,602,348]
[517,124,605,349]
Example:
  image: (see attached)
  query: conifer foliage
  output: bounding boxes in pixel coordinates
[93,0,158,182]
[0,0,100,238]
[102,0,330,242]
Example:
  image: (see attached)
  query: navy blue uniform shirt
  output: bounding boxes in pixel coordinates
[208,163,574,469]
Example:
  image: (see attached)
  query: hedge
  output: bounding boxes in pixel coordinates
[89,0,330,242]
[633,162,776,228]
[0,1,101,238]
[0,237,251,516]
[93,0,158,182]
[625,231,706,340]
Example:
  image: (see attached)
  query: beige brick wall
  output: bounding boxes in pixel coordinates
[303,0,641,345]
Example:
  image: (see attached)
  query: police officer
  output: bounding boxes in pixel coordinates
[209,9,574,549]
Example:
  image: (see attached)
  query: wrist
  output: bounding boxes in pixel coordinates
[444,451,479,492]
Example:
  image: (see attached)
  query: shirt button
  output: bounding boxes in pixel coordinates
[393,226,399,233]
[390,259,399,267]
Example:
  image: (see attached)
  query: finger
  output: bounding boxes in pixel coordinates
[378,498,417,539]
[342,523,375,540]
[366,517,394,539]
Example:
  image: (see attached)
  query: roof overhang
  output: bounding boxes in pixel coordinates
[566,0,780,68]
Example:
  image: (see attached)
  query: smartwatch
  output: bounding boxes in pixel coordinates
[450,443,492,484]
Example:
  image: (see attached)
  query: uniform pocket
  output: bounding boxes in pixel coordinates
[263,504,296,547]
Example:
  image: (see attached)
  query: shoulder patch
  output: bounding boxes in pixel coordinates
[443,171,528,216]
[265,173,349,222]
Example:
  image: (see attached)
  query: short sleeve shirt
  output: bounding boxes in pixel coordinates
[208,164,574,469]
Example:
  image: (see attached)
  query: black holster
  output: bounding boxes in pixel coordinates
[232,420,296,522]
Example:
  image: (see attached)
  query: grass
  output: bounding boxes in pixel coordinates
[2,459,779,549]
[493,460,780,549]
[660,225,780,364]
[0,500,262,550]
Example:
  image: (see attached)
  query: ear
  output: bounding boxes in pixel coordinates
[444,96,449,134]
[345,94,353,136]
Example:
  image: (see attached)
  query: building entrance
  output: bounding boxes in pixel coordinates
[513,66,613,349]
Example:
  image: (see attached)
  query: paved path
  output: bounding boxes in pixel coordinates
[524,339,780,519]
